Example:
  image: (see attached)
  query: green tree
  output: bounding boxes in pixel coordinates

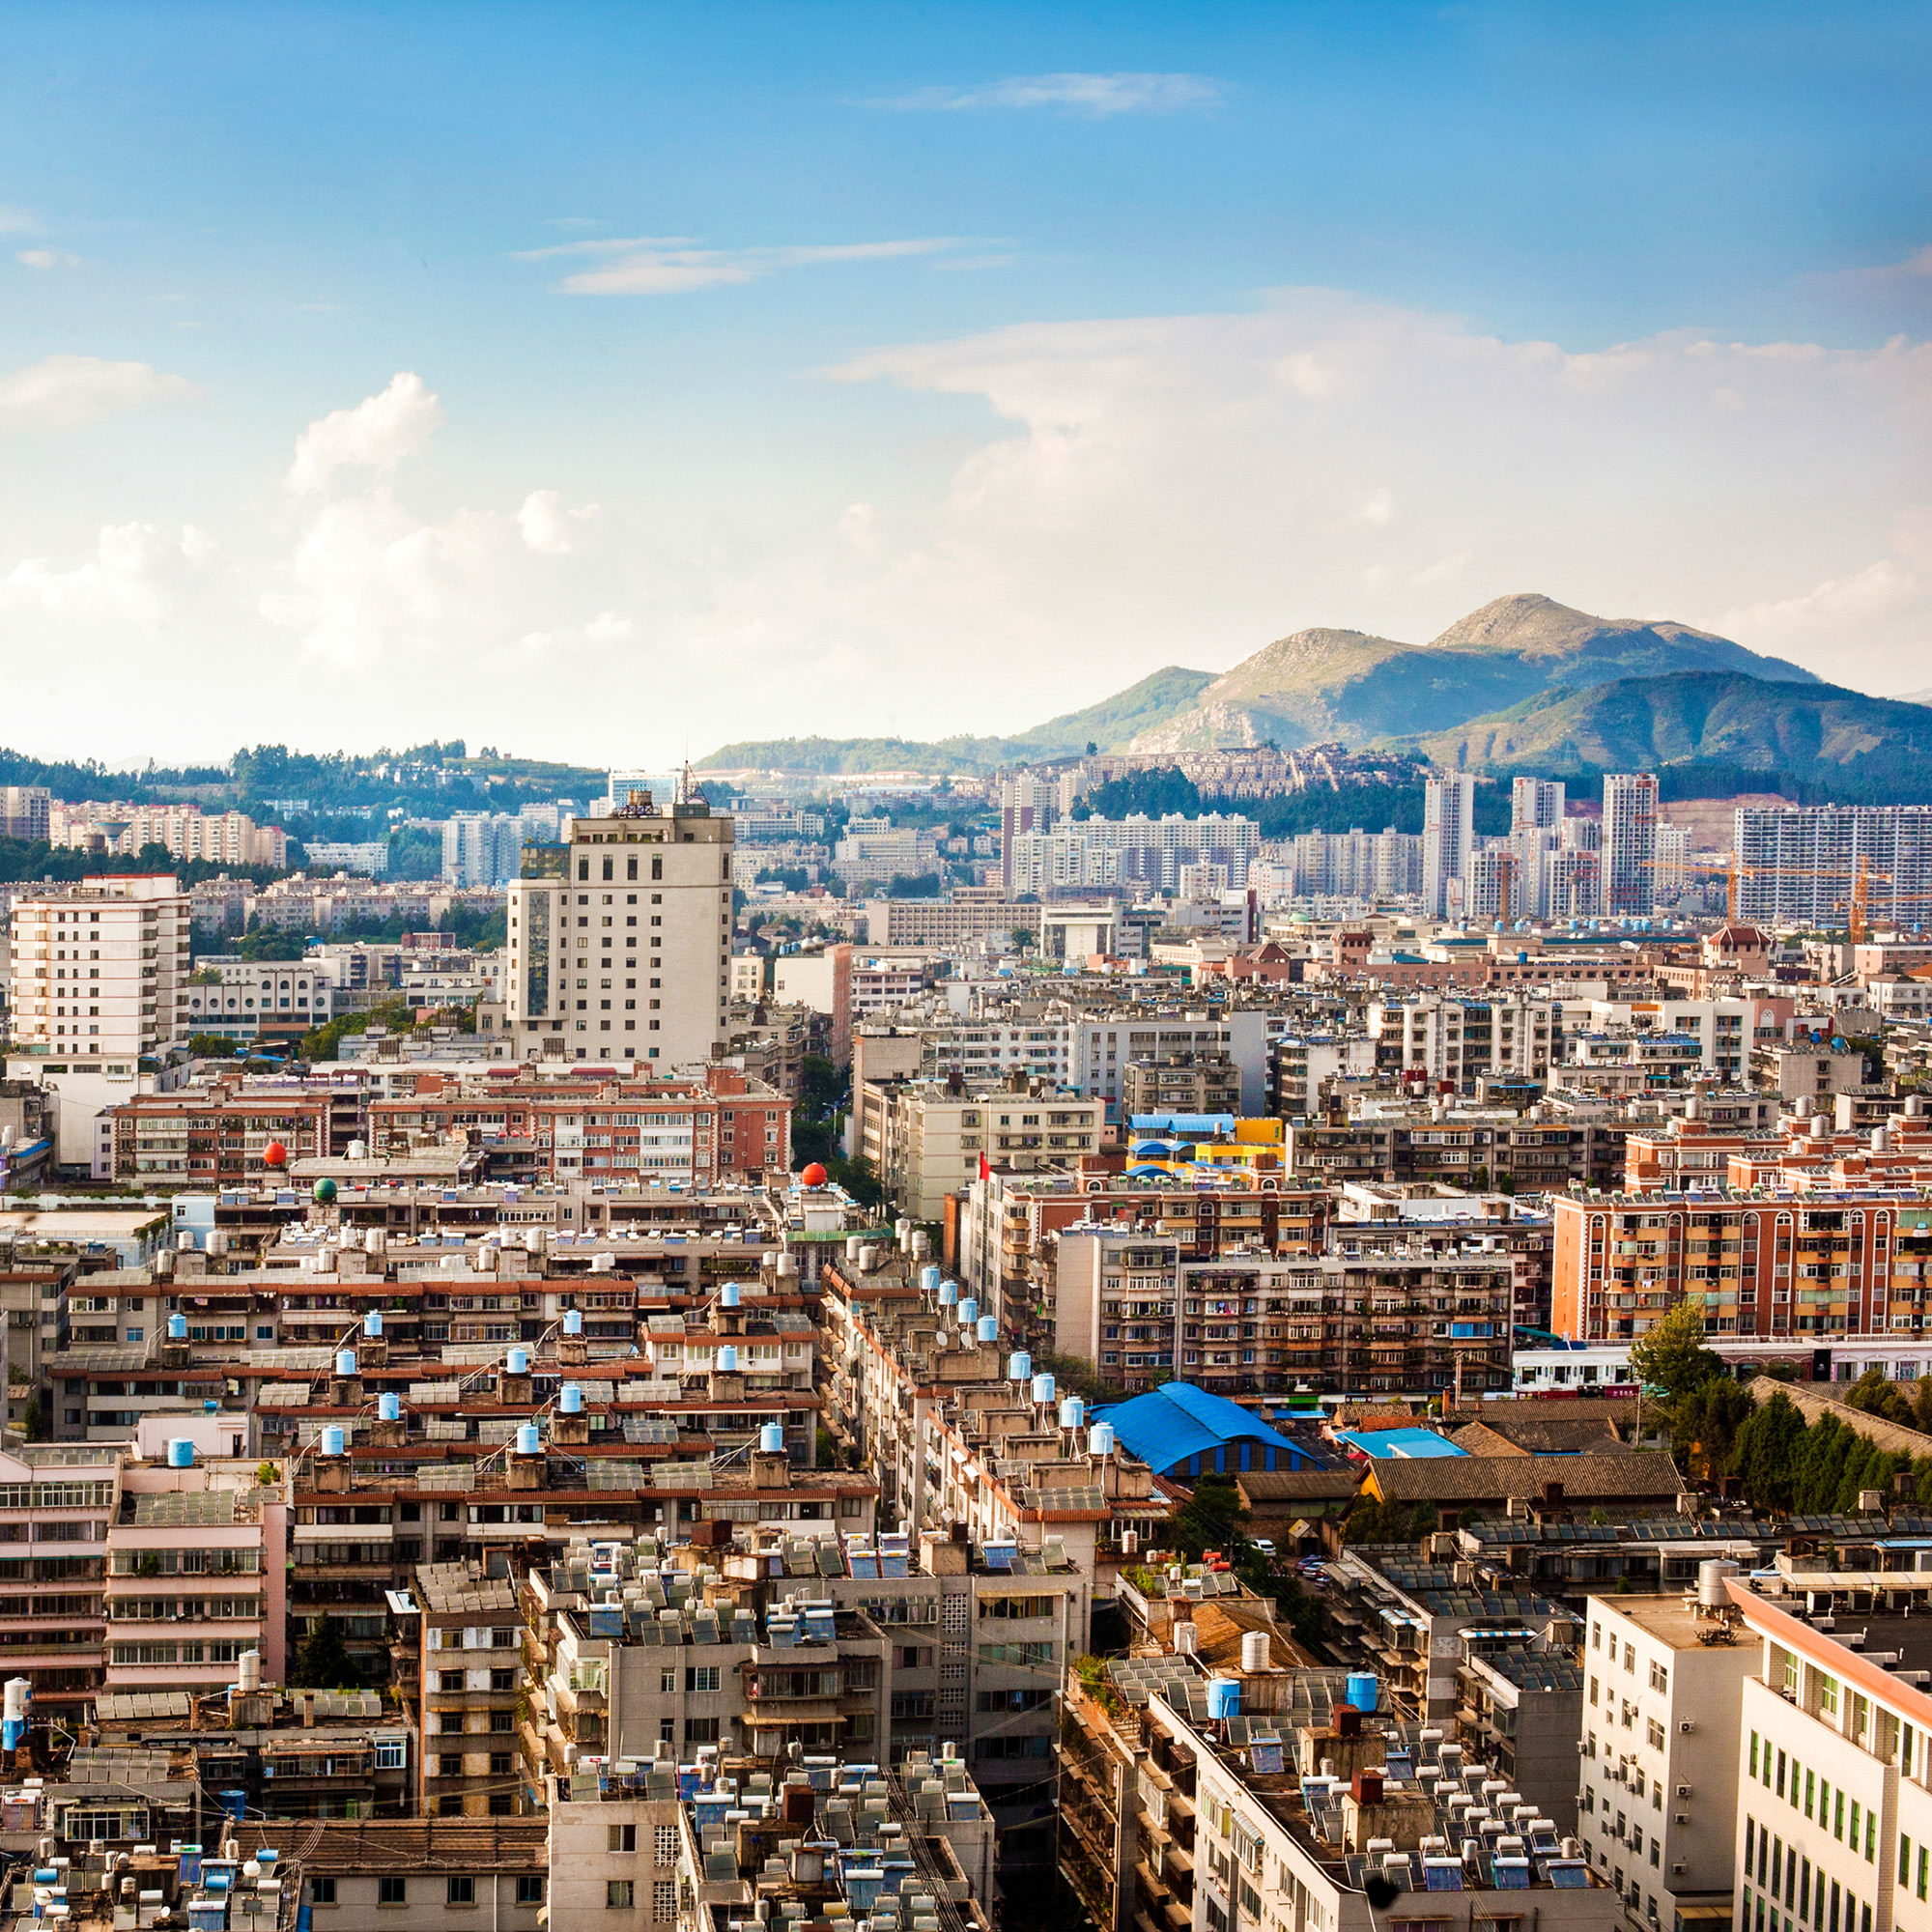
[1670,1378,1755,1485]
[1731,1390,1808,1513]
[290,1615,354,1688]
[1847,1368,1917,1428]
[1629,1297,1722,1403]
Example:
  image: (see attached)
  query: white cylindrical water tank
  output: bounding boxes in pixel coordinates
[858,1245,879,1272]
[1089,1422,1116,1458]
[719,1345,739,1372]
[1241,1631,1270,1674]
[1008,1351,1032,1382]
[563,1308,583,1336]
[938,1280,957,1307]
[168,1315,188,1341]
[722,1283,740,1308]
[4,1676,30,1750]
[517,1422,542,1456]
[560,1383,583,1414]
[1060,1396,1086,1431]
[378,1393,401,1422]
[1698,1558,1742,1607]
[166,1438,195,1469]
[759,1423,785,1454]
[334,1350,356,1378]
[974,1316,996,1343]
[506,1347,530,1376]
[320,1426,346,1458]
[363,1311,383,1338]
[845,1236,863,1262]
[920,1265,942,1295]
[1031,1373,1056,1406]
[239,1651,262,1693]
[957,1298,978,1327]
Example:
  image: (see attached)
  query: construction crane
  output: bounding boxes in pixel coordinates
[1683,854,1932,933]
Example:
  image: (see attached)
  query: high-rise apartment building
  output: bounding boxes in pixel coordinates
[1509,778,1566,915]
[5,874,189,1063]
[1423,772,1475,918]
[0,785,51,841]
[501,795,733,1066]
[1465,843,1520,923]
[1603,772,1660,917]
[442,811,522,887]
[1512,777,1565,833]
[999,772,1057,892]
[1733,804,1932,928]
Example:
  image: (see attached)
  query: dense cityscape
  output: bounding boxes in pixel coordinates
[4,6,1927,1932]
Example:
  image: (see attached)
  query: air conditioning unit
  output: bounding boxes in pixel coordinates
[1674,1813,1690,1826]
[1672,1863,1689,1876]
[1676,1784,1692,1799]
[1679,1720,1695,1734]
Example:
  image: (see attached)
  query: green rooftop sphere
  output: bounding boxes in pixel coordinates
[312,1177,339,1205]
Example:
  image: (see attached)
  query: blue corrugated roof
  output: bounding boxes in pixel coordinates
[1335,1427,1467,1461]
[1094,1381,1310,1476]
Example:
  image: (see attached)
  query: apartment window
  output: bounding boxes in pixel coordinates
[607,1881,635,1910]
[610,1824,638,1853]
[447,1878,475,1906]
[379,1878,407,1906]
[660,1669,676,1694]
[517,1877,545,1907]
[310,1879,336,1905]
[1649,1661,1668,1693]
[373,1739,406,1770]
[686,1665,720,1692]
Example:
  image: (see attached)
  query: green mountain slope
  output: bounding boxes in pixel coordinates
[1130,593,1820,752]
[700,665,1211,775]
[1400,670,1932,798]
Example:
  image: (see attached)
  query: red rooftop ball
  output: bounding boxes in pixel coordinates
[263,1142,288,1168]
[800,1162,828,1187]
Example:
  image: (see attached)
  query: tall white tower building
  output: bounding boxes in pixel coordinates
[502,788,734,1066]
[1603,772,1661,917]
[1422,773,1475,919]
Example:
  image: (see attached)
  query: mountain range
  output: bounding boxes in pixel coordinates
[701,593,1921,786]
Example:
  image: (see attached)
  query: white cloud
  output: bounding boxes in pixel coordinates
[286,370,441,493]
[529,235,967,296]
[518,489,575,554]
[3,523,226,622]
[0,354,196,432]
[15,248,81,270]
[0,207,36,236]
[873,72,1219,115]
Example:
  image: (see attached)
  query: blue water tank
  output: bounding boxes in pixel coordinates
[921,1265,942,1294]
[957,1298,979,1327]
[320,1426,346,1458]
[167,1314,188,1341]
[1207,1677,1241,1720]
[759,1422,785,1454]
[559,1382,583,1414]
[719,1345,739,1372]
[1032,1373,1056,1406]
[1089,1422,1117,1458]
[378,1393,401,1422]
[506,1347,530,1376]
[563,1308,583,1336]
[722,1283,740,1308]
[363,1311,383,1338]
[1346,1671,1379,1714]
[166,1437,195,1469]
[1060,1396,1086,1430]
[334,1350,356,1378]
[516,1422,541,1456]
[938,1280,958,1307]
[1009,1351,1032,1382]
[977,1316,999,1342]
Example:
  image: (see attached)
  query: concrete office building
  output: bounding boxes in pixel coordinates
[502,794,733,1066]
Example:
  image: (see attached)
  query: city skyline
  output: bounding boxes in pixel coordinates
[2,3,1928,767]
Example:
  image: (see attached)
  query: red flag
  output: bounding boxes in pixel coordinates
[979,1151,990,1182]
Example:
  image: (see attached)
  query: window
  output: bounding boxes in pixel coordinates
[1649,1661,1668,1693]
[374,1738,406,1770]
[447,1878,475,1906]
[686,1665,720,1693]
[607,1881,635,1910]
[1648,1719,1665,1750]
[609,1824,637,1853]
[310,1879,336,1906]
[517,1877,545,1907]
[379,1878,407,1906]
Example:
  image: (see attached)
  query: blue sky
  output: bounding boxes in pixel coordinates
[2,2,1929,762]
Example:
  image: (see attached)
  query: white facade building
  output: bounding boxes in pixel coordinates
[1424,773,1476,918]
[1603,773,1661,918]
[502,801,733,1066]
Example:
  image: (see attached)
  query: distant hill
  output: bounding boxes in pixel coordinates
[700,665,1211,775]
[699,592,1829,775]
[1130,592,1820,752]
[1399,669,1932,800]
